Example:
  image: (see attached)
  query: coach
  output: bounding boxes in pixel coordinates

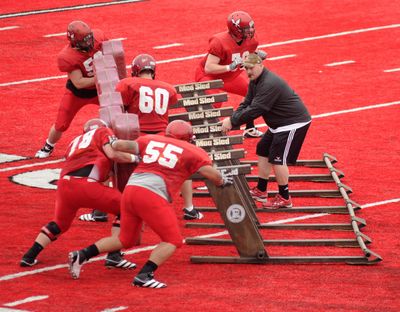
[221,53,312,209]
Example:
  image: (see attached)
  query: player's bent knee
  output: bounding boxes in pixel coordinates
[41,221,62,241]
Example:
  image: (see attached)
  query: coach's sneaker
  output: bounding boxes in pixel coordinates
[133,272,167,289]
[243,127,263,138]
[262,194,293,209]
[35,142,54,158]
[79,209,108,222]
[249,187,268,202]
[183,208,204,220]
[105,251,136,270]
[20,257,38,267]
[68,250,87,279]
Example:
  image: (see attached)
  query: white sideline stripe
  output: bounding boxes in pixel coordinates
[1,23,399,87]
[43,32,65,38]
[1,198,398,282]
[4,295,48,307]
[268,54,296,61]
[0,158,64,173]
[311,101,400,119]
[254,100,400,129]
[324,60,355,67]
[0,0,144,19]
[258,23,400,48]
[383,68,400,73]
[0,308,29,312]
[0,26,19,31]
[102,307,128,312]
[153,43,183,49]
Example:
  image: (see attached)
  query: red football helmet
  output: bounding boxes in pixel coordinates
[227,11,255,40]
[67,21,94,52]
[83,118,108,133]
[131,54,156,79]
[166,120,195,142]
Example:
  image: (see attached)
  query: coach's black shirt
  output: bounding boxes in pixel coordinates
[230,68,311,130]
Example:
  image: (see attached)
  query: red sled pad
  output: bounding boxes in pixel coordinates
[99,91,124,108]
[97,79,119,95]
[102,40,127,79]
[112,113,140,140]
[93,53,117,73]
[99,105,123,126]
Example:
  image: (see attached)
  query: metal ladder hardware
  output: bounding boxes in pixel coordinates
[173,80,381,265]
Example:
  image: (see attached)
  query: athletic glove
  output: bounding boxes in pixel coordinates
[256,50,268,60]
[129,154,141,164]
[228,57,243,71]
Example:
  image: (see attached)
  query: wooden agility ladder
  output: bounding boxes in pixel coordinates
[170,79,382,265]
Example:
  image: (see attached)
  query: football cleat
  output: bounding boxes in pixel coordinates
[133,272,167,289]
[262,194,293,209]
[249,187,268,202]
[68,250,86,279]
[35,143,54,158]
[105,251,136,270]
[20,257,38,267]
[243,127,263,138]
[79,209,108,222]
[183,208,204,220]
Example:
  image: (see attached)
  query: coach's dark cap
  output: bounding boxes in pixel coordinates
[243,53,263,68]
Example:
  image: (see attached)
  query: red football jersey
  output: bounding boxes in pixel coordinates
[61,127,115,182]
[116,77,178,132]
[134,135,212,198]
[198,31,258,80]
[57,29,107,82]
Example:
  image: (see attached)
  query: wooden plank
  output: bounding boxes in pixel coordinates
[192,189,346,198]
[240,159,337,168]
[185,237,364,247]
[169,107,233,122]
[171,93,228,108]
[185,222,355,230]
[192,164,252,180]
[194,205,352,214]
[208,148,246,162]
[195,135,243,148]
[175,79,224,94]
[190,255,380,264]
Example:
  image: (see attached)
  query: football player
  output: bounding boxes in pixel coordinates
[195,11,267,138]
[68,120,233,288]
[35,21,107,158]
[117,54,202,220]
[21,119,138,269]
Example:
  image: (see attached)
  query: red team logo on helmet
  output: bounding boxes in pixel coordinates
[83,118,108,133]
[131,54,157,79]
[67,21,94,52]
[227,11,255,40]
[166,120,195,142]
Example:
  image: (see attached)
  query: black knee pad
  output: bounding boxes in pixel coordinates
[41,221,61,241]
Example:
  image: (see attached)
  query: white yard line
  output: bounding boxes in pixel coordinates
[153,43,183,49]
[0,26,19,31]
[0,198,398,282]
[0,0,144,19]
[253,100,400,129]
[324,60,355,67]
[383,68,400,73]
[101,307,128,312]
[0,158,64,173]
[1,23,399,87]
[3,296,48,307]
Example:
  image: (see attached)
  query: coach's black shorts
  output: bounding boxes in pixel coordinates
[256,123,311,165]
